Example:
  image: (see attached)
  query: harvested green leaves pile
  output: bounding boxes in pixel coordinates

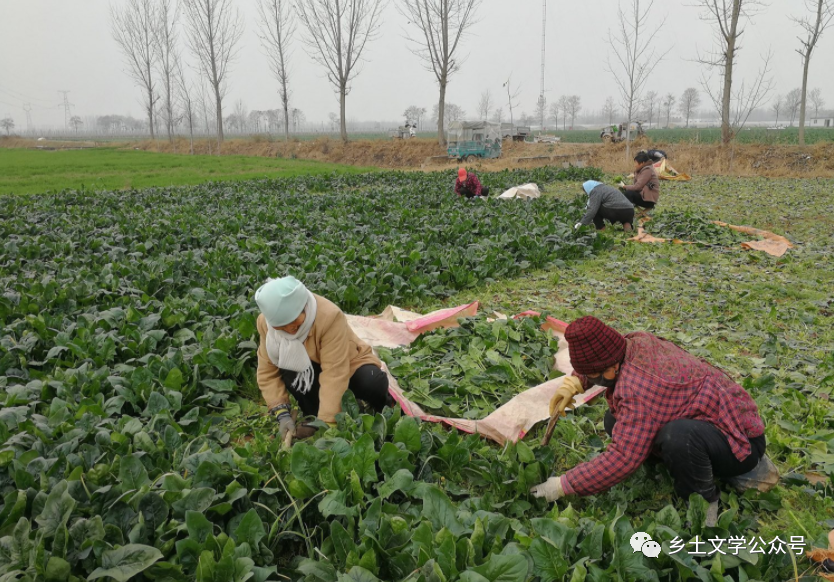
[377,315,562,418]
[644,210,750,245]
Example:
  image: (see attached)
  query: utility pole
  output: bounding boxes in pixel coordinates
[23,104,33,133]
[537,0,547,131]
[58,91,73,129]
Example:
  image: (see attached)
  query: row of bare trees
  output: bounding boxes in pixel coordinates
[604,0,832,154]
[111,0,384,147]
[111,0,479,147]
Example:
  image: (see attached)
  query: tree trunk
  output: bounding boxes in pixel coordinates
[721,2,741,145]
[147,87,156,141]
[339,83,348,143]
[214,84,223,154]
[166,84,174,143]
[625,105,632,161]
[282,88,290,141]
[437,78,447,147]
[798,56,811,146]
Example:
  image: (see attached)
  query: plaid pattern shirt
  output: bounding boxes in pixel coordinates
[562,332,765,496]
[455,174,483,197]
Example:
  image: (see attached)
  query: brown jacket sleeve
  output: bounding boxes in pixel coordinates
[256,314,290,409]
[316,309,354,423]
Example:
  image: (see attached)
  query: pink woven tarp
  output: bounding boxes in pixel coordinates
[346,305,606,445]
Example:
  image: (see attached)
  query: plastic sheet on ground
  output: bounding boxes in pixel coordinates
[712,221,795,257]
[498,183,542,200]
[346,304,606,445]
[654,158,691,181]
[629,220,794,257]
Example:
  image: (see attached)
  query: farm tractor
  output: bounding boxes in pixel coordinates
[446,120,503,161]
[601,121,645,144]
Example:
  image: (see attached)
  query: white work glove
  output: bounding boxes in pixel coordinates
[530,476,566,502]
[618,181,626,188]
[271,405,296,439]
[574,223,582,230]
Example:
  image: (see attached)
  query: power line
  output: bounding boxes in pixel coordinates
[0,84,56,108]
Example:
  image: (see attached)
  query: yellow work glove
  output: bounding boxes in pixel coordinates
[549,376,585,418]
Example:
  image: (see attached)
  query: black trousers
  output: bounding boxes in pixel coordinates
[462,186,490,198]
[593,206,635,230]
[604,410,766,502]
[622,189,656,209]
[281,362,391,418]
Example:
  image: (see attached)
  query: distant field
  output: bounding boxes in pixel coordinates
[539,126,834,145]
[0,147,375,195]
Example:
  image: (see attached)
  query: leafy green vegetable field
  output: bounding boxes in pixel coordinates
[1,168,832,582]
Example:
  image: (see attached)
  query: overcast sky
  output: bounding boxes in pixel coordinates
[1,0,833,129]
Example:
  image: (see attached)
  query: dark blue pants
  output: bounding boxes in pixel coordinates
[604,410,766,501]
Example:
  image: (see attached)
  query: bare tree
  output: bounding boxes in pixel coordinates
[492,107,503,124]
[233,99,249,133]
[663,93,676,127]
[771,95,784,127]
[181,0,244,150]
[695,0,771,144]
[400,0,482,146]
[566,96,582,129]
[291,108,305,132]
[0,118,13,135]
[478,90,493,121]
[432,102,465,125]
[502,75,522,126]
[175,55,196,154]
[111,0,158,139]
[808,87,825,118]
[679,87,702,127]
[607,0,664,158]
[154,0,178,142]
[257,0,295,141]
[196,80,215,154]
[793,0,834,145]
[548,102,560,129]
[557,95,570,130]
[70,116,83,134]
[785,88,802,126]
[298,0,382,143]
[603,96,618,124]
[641,90,658,128]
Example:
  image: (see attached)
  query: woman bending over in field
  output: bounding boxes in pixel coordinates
[620,151,660,210]
[255,276,394,439]
[575,180,634,232]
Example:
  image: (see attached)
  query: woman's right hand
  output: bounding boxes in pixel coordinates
[272,405,296,438]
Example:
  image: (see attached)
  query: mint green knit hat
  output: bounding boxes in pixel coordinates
[255,276,308,327]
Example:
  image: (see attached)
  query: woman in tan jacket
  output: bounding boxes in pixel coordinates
[620,151,660,210]
[254,276,393,439]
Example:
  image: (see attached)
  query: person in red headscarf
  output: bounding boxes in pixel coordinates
[530,316,769,527]
[454,168,489,198]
